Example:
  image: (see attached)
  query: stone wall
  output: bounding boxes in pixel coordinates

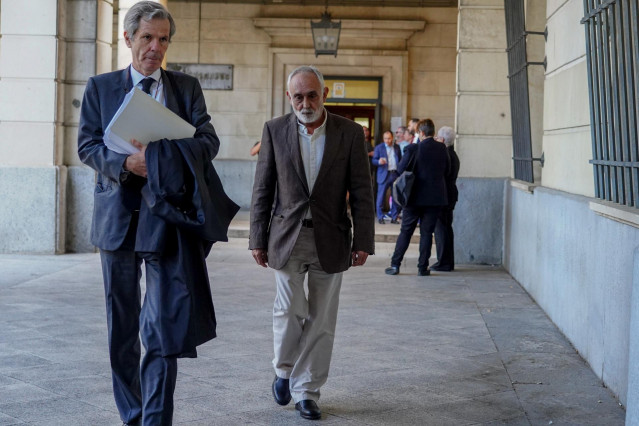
[503,0,639,410]
[456,0,512,179]
[167,2,458,161]
[504,182,639,407]
[540,0,593,197]
[0,0,67,253]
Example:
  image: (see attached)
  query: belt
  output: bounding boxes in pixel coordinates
[301,218,314,228]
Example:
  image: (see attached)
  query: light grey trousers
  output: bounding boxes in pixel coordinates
[272,227,343,403]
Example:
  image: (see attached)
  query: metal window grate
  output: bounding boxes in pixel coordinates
[582,0,639,207]
[504,0,545,183]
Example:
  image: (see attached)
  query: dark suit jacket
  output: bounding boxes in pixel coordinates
[250,112,375,274]
[141,139,239,357]
[77,67,219,252]
[445,146,460,209]
[398,137,450,207]
[372,143,402,184]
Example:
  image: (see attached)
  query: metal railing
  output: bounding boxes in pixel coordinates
[504,0,546,183]
[582,0,639,207]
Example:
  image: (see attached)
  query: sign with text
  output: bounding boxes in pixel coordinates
[332,82,345,98]
[167,63,233,90]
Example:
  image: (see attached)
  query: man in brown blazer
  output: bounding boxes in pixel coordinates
[250,66,375,420]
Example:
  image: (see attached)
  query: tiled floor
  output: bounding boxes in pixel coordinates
[0,238,625,425]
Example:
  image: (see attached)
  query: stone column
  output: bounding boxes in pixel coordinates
[65,0,113,252]
[456,0,511,178]
[452,0,511,265]
[0,0,67,253]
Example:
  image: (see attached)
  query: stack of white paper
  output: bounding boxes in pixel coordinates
[104,88,196,155]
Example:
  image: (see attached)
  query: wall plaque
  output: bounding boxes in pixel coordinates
[167,63,233,90]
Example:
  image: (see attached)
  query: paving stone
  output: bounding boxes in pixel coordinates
[473,292,538,309]
[477,415,531,425]
[514,383,625,425]
[0,375,19,387]
[426,390,524,424]
[480,307,555,330]
[355,407,475,425]
[0,236,626,424]
[0,351,51,373]
[174,412,262,425]
[501,351,602,387]
[29,410,120,426]
[0,397,100,423]
[488,326,575,354]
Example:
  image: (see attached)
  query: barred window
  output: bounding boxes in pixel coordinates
[582,0,639,207]
[505,0,545,183]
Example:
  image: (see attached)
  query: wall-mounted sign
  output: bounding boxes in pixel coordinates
[332,82,345,98]
[167,63,233,90]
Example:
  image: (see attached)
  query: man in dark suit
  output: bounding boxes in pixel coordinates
[77,2,228,424]
[250,66,375,420]
[385,119,450,276]
[431,126,460,272]
[372,131,402,224]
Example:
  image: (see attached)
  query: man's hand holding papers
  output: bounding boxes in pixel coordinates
[124,139,147,177]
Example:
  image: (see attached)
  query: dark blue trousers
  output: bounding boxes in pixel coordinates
[390,206,442,271]
[433,207,455,270]
[100,250,177,426]
[376,171,399,220]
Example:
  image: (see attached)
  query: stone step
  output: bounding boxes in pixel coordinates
[228,211,420,244]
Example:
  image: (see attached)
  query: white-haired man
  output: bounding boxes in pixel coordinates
[431,126,460,271]
[250,66,375,420]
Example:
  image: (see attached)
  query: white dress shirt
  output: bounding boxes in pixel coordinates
[297,109,328,219]
[385,144,397,171]
[130,65,165,106]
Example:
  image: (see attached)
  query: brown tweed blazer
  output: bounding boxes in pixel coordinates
[249,112,375,274]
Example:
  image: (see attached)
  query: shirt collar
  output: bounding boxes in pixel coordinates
[130,65,162,87]
[297,108,328,135]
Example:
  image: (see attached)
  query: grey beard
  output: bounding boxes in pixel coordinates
[294,107,323,124]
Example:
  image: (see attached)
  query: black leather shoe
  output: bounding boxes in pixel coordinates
[385,266,400,275]
[390,219,400,224]
[295,400,321,420]
[430,265,453,272]
[272,376,291,406]
[418,269,430,276]
[378,218,386,224]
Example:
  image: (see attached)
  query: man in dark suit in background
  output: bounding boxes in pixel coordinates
[431,126,460,272]
[250,66,375,420]
[385,119,450,276]
[372,131,402,224]
[77,2,231,424]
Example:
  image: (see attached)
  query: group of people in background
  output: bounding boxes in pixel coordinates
[367,118,460,276]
